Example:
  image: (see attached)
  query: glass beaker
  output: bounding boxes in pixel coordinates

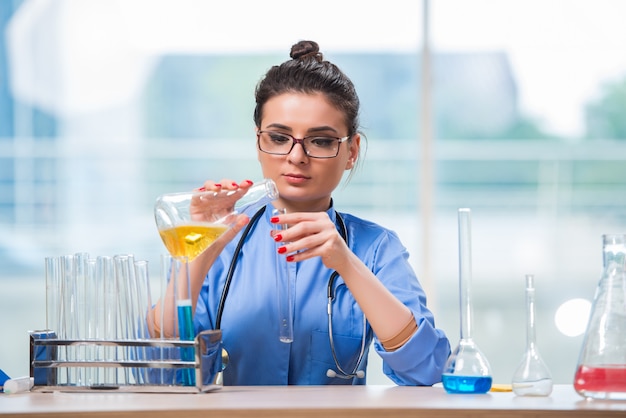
[154,178,278,262]
[574,234,626,400]
[442,208,493,394]
[511,274,553,396]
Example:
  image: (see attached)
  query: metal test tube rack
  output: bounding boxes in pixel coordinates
[29,329,223,393]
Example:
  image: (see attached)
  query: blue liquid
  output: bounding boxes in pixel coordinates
[177,301,195,386]
[442,374,492,394]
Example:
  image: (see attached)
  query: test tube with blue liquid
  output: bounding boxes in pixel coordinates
[442,208,493,394]
[172,256,195,386]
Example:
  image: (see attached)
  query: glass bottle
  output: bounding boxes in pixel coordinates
[511,274,553,396]
[442,208,493,394]
[574,234,626,400]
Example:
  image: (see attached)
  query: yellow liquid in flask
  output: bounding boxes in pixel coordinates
[159,224,229,262]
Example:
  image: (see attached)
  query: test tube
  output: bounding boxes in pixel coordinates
[60,254,76,385]
[74,252,89,386]
[155,254,178,385]
[159,254,177,340]
[44,257,60,335]
[133,259,152,384]
[273,208,294,343]
[174,256,195,386]
[113,254,136,384]
[85,257,100,386]
[99,255,117,385]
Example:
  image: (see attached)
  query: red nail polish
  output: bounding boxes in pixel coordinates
[277,246,287,254]
[286,255,295,262]
[215,183,222,188]
[198,186,206,191]
[273,234,282,242]
[245,179,253,185]
[270,217,279,223]
[231,182,238,187]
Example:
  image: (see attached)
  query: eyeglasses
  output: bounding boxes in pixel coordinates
[257,130,350,159]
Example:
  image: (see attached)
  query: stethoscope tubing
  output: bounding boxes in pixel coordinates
[215,206,267,329]
[215,204,367,380]
[327,270,368,379]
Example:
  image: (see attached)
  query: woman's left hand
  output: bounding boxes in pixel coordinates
[270,211,351,272]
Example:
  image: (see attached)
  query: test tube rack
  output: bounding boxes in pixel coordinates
[29,329,223,393]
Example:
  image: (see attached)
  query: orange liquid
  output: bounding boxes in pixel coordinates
[159,224,228,262]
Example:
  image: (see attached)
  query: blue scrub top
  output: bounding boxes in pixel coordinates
[194,201,451,386]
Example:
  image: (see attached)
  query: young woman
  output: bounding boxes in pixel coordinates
[166,40,450,385]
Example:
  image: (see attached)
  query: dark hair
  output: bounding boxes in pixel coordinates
[253,40,360,137]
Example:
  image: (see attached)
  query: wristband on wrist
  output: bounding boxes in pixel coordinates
[380,315,418,352]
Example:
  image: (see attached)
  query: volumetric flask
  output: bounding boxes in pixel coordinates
[511,274,553,396]
[442,208,493,394]
[574,234,626,400]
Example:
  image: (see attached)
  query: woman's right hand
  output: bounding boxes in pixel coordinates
[189,178,253,261]
[190,179,253,223]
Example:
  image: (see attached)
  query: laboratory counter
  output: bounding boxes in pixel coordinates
[1,384,626,418]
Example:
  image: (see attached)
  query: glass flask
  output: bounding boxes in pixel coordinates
[574,234,626,400]
[442,208,493,394]
[511,274,553,396]
[154,178,279,262]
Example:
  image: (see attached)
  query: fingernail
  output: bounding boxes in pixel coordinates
[286,255,295,262]
[273,234,282,242]
[198,186,206,191]
[277,246,287,254]
[215,183,222,188]
[270,217,279,223]
[231,182,238,187]
[245,179,253,185]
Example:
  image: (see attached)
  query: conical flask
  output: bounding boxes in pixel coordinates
[574,234,626,400]
[442,208,493,394]
[511,274,553,396]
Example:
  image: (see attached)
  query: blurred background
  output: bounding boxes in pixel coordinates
[1,0,625,385]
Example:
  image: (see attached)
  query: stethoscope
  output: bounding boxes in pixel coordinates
[215,205,367,380]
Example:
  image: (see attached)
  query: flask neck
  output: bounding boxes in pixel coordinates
[524,275,538,351]
[458,209,474,340]
[234,178,278,211]
[602,234,626,269]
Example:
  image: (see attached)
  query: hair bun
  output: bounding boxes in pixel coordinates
[290,40,323,61]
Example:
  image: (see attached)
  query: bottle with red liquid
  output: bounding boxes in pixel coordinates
[574,234,626,400]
